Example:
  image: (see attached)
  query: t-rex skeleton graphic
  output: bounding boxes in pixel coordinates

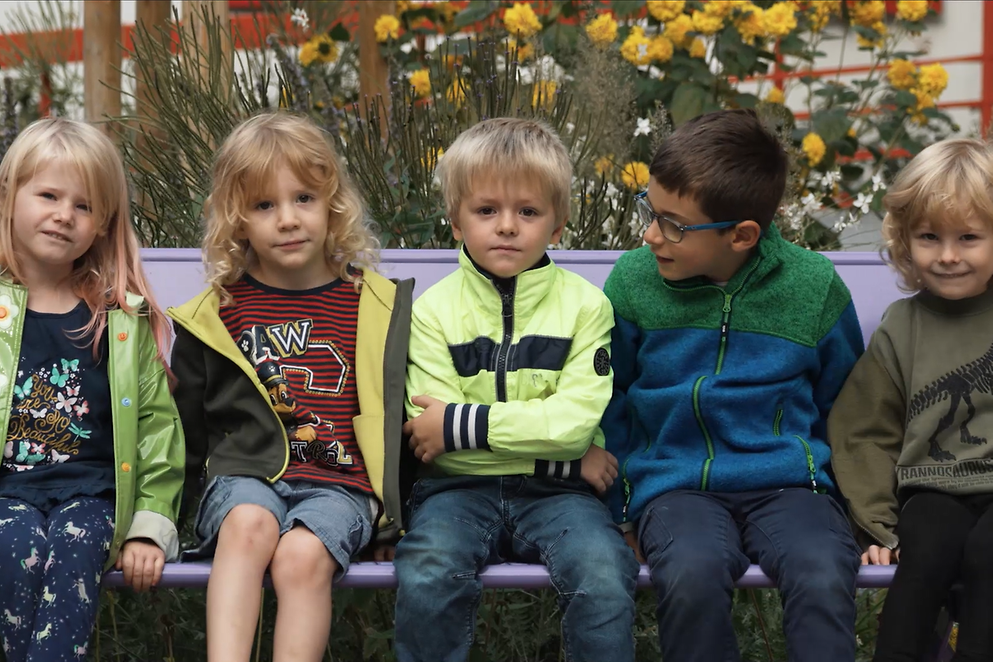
[907,340,993,462]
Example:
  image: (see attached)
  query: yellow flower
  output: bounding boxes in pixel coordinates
[849,0,885,27]
[649,35,674,63]
[374,14,400,42]
[621,26,652,66]
[665,14,694,48]
[532,80,557,112]
[689,37,707,58]
[847,126,857,138]
[594,155,614,177]
[396,0,410,15]
[446,81,465,107]
[856,21,886,49]
[646,0,685,22]
[691,10,724,36]
[887,58,917,90]
[441,53,461,69]
[910,87,935,124]
[896,0,928,22]
[421,146,444,170]
[735,4,766,45]
[765,86,785,104]
[917,63,948,96]
[762,2,797,37]
[621,161,650,191]
[585,13,618,49]
[704,0,739,19]
[508,37,534,61]
[802,132,826,166]
[504,2,542,38]
[409,68,431,98]
[298,35,338,67]
[809,1,840,32]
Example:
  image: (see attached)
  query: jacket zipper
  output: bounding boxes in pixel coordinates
[494,279,516,402]
[794,435,823,493]
[694,376,716,490]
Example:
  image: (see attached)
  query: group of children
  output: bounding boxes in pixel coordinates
[0,106,990,662]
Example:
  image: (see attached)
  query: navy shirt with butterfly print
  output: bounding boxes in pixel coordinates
[0,301,113,512]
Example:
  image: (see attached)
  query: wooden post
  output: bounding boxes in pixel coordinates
[358,1,394,111]
[183,0,232,103]
[83,0,121,133]
[134,0,172,127]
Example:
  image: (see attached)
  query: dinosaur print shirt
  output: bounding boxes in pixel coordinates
[219,275,373,495]
[830,286,993,549]
[0,301,114,511]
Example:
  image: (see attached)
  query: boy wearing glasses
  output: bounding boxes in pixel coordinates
[601,109,865,662]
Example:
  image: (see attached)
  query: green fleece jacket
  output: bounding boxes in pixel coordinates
[830,287,993,550]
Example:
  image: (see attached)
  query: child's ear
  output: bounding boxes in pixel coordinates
[450,215,464,241]
[549,217,567,245]
[730,220,762,253]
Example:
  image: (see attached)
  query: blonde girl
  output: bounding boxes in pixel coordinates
[0,118,184,661]
[830,138,993,662]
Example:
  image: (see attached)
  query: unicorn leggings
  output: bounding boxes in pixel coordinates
[0,496,114,662]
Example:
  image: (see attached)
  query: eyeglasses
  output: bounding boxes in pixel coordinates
[634,191,744,244]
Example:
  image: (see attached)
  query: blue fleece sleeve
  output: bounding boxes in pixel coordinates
[602,312,641,523]
[813,300,864,444]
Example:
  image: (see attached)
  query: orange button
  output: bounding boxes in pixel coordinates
[121,462,131,472]
[0,307,7,320]
[117,332,128,341]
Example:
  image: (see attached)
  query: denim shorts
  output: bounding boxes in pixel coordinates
[191,475,376,576]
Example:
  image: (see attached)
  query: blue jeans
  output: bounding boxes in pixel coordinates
[394,475,639,662]
[639,488,861,662]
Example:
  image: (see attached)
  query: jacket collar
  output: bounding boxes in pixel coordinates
[915,284,993,317]
[662,224,788,292]
[458,245,557,315]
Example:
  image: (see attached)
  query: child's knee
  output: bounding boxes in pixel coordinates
[218,504,279,551]
[270,528,335,588]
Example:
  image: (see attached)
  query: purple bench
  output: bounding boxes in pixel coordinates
[106,248,902,590]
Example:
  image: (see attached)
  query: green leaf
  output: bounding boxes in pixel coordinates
[454,0,497,28]
[840,164,865,180]
[669,83,709,126]
[894,89,918,108]
[812,108,849,143]
[328,22,350,42]
[735,92,759,109]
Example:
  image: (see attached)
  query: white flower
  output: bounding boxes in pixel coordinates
[634,117,652,137]
[400,42,415,54]
[0,294,20,331]
[533,55,564,82]
[853,192,872,214]
[800,193,821,214]
[565,122,575,134]
[517,66,534,85]
[606,182,619,198]
[290,8,309,29]
[819,170,841,190]
[871,173,885,192]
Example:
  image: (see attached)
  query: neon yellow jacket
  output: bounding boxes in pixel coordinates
[406,250,614,478]
[0,279,185,568]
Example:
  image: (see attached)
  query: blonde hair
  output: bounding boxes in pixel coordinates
[882,137,993,292]
[203,112,378,297]
[438,117,572,226]
[0,118,171,361]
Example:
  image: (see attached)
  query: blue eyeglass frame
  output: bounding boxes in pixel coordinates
[634,191,744,243]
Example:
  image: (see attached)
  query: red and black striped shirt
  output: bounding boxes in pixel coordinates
[219,275,373,494]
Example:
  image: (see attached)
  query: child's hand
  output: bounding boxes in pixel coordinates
[624,530,645,564]
[403,395,448,463]
[580,444,619,495]
[861,545,899,565]
[116,539,165,591]
[372,544,396,562]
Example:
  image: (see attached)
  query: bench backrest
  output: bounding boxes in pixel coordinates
[142,249,902,344]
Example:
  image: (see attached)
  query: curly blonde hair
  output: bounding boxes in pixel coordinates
[0,118,171,361]
[203,112,378,298]
[882,137,993,292]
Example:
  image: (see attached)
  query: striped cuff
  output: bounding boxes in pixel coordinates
[443,403,491,452]
[533,459,583,481]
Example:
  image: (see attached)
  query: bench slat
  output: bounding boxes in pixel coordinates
[101,562,895,590]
